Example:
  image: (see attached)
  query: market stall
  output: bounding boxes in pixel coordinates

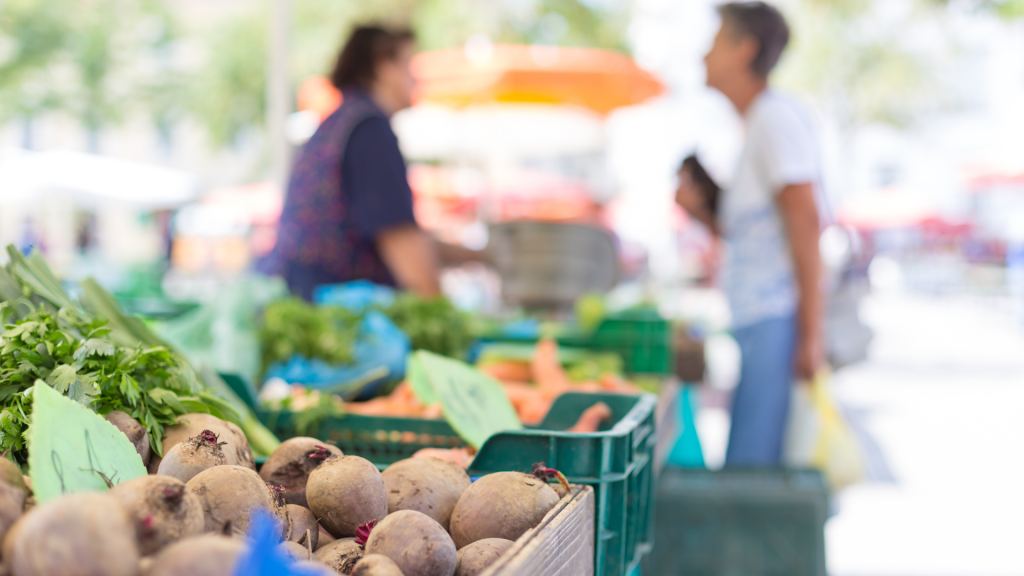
[0,245,687,576]
[0,43,681,576]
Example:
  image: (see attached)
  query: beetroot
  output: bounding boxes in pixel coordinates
[285,504,319,549]
[185,465,287,539]
[449,472,559,549]
[150,413,254,472]
[105,410,151,466]
[381,457,470,531]
[157,430,228,484]
[6,493,138,576]
[365,509,457,576]
[279,540,311,562]
[313,537,363,573]
[306,456,387,538]
[147,535,245,576]
[258,438,341,508]
[454,538,514,576]
[315,525,336,551]
[108,475,204,555]
[352,553,405,576]
[0,459,28,546]
[294,560,338,576]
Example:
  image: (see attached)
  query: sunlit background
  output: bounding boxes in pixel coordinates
[3,0,1024,574]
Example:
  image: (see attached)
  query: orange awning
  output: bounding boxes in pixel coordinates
[411,44,665,114]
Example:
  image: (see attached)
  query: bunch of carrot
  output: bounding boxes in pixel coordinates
[480,338,640,425]
[343,338,638,427]
[343,381,443,418]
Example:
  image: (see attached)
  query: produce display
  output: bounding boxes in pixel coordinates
[0,247,277,463]
[0,403,571,575]
[0,247,657,575]
[272,338,637,429]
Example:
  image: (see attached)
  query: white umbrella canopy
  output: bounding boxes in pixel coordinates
[0,148,200,209]
[391,103,606,161]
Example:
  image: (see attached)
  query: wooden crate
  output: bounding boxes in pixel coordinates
[482,485,596,576]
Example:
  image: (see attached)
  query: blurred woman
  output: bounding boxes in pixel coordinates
[260,26,443,299]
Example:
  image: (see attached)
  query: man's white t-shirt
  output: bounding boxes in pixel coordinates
[718,89,821,328]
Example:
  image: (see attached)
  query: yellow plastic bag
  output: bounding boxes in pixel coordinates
[783,370,864,491]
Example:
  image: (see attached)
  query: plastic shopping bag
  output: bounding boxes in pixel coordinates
[783,370,864,491]
[263,310,410,398]
[233,508,323,576]
[157,274,288,384]
[263,281,411,399]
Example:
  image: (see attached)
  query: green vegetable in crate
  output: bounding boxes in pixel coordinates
[0,302,228,464]
[0,245,280,458]
[259,298,360,377]
[381,294,473,359]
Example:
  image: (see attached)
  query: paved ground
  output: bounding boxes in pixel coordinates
[825,293,1024,576]
[693,292,1024,575]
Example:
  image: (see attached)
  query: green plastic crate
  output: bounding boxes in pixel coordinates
[565,309,672,376]
[645,468,828,576]
[480,308,673,376]
[254,391,657,576]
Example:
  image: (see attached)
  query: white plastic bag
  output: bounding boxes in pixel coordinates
[784,371,864,491]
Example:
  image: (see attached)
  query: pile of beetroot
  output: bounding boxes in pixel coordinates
[0,412,569,576]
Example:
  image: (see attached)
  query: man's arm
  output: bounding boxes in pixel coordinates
[776,182,823,381]
[376,224,442,297]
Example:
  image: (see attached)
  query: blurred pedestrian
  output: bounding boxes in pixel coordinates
[676,1,823,466]
[261,26,476,300]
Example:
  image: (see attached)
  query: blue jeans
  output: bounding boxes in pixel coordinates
[725,314,797,467]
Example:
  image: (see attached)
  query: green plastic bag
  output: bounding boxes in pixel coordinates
[157,275,287,384]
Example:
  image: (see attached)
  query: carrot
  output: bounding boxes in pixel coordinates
[345,381,437,417]
[567,402,612,433]
[500,382,552,425]
[422,403,443,419]
[599,373,642,394]
[571,381,605,393]
[344,397,397,416]
[479,360,533,383]
[531,339,572,395]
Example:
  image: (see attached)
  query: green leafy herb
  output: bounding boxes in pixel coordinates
[291,393,344,437]
[0,301,202,463]
[1,245,281,460]
[381,294,474,360]
[259,298,360,378]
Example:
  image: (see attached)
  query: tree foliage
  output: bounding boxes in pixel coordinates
[773,0,957,128]
[0,0,176,141]
[9,0,1014,148]
[922,0,1024,18]
[186,0,628,147]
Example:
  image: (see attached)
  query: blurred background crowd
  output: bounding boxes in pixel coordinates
[4,0,1024,298]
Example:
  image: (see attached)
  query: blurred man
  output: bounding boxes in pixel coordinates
[676,2,823,465]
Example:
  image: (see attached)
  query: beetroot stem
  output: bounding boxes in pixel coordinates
[531,462,570,493]
[354,518,377,549]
